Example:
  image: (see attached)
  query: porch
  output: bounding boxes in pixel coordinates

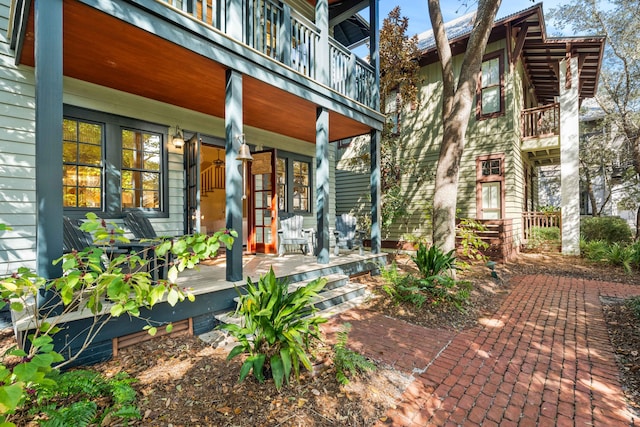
[12,251,386,366]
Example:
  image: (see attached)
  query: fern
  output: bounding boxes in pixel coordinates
[333,323,375,385]
[40,400,97,427]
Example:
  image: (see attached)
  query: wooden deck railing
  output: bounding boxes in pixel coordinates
[521,103,560,139]
[522,211,561,240]
[201,164,225,194]
[161,0,375,109]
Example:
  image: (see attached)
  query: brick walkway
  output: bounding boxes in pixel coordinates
[325,275,640,426]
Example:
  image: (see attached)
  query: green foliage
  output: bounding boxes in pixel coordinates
[25,370,139,426]
[218,268,327,390]
[332,323,375,385]
[539,205,560,213]
[381,261,471,312]
[411,243,456,279]
[456,218,489,265]
[526,226,561,251]
[625,296,640,319]
[0,216,235,423]
[581,239,639,274]
[581,216,633,244]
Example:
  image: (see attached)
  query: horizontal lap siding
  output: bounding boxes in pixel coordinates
[0,2,37,272]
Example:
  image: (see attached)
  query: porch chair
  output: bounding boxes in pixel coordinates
[124,211,159,239]
[333,213,365,256]
[277,215,315,256]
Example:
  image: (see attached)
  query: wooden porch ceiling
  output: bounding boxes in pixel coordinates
[19,0,370,144]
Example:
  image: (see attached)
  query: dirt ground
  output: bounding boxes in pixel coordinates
[4,252,640,426]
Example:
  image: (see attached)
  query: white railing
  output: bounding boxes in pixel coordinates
[161,0,376,108]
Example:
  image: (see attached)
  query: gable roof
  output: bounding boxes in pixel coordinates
[417,3,605,104]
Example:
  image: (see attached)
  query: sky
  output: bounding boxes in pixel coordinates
[374,0,569,39]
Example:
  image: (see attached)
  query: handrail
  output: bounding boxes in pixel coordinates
[159,0,376,109]
[521,103,560,139]
[522,211,561,241]
[201,163,225,193]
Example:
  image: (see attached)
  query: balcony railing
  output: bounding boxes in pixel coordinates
[161,0,375,109]
[521,103,560,139]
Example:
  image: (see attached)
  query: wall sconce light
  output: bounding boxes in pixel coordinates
[236,134,253,199]
[172,125,185,149]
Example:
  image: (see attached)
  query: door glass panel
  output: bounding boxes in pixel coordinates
[482,182,501,219]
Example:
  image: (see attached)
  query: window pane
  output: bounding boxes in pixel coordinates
[121,129,162,209]
[277,158,286,211]
[78,143,101,165]
[482,58,499,87]
[62,118,103,208]
[482,87,500,114]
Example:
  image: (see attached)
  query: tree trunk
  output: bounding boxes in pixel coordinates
[429,0,502,252]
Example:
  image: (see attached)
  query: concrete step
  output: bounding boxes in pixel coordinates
[231,273,348,304]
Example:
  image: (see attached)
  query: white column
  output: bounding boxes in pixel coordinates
[559,57,580,255]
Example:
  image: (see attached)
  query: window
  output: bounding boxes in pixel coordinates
[63,105,168,218]
[121,129,162,209]
[476,154,505,219]
[63,119,103,208]
[477,51,504,118]
[276,152,312,214]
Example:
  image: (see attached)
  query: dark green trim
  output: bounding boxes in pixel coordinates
[315,107,330,263]
[369,0,380,111]
[225,69,243,282]
[35,0,63,279]
[276,151,313,215]
[370,129,381,253]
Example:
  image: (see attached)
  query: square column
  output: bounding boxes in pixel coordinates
[316,107,330,263]
[370,129,381,253]
[559,56,580,255]
[225,70,243,281]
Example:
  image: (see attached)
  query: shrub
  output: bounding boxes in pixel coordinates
[333,323,375,385]
[526,226,560,250]
[603,243,634,274]
[411,243,457,279]
[581,216,632,244]
[219,268,327,390]
[456,218,489,265]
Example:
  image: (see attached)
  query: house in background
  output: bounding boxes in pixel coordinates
[336,3,605,258]
[0,0,384,362]
[539,102,638,231]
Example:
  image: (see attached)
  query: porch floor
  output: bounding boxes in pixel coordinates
[176,250,387,295]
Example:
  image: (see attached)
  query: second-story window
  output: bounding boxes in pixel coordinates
[478,51,504,118]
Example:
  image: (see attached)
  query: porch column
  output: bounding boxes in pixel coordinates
[316,107,330,263]
[369,0,380,111]
[370,129,381,253]
[225,69,243,281]
[559,56,580,255]
[35,0,64,279]
[315,0,329,85]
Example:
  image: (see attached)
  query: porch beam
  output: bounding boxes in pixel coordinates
[329,0,368,27]
[225,69,244,281]
[316,107,330,263]
[370,129,381,253]
[559,57,580,255]
[35,0,63,279]
[77,0,384,129]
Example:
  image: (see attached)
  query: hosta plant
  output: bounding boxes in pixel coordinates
[219,268,327,390]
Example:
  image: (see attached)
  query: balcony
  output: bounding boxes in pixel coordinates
[521,103,560,166]
[162,0,376,109]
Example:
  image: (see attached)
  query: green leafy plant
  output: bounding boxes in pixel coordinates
[603,243,634,274]
[219,268,327,390]
[581,216,633,244]
[526,226,561,251]
[411,243,457,279]
[333,323,375,385]
[24,370,139,426]
[456,218,489,265]
[0,216,235,424]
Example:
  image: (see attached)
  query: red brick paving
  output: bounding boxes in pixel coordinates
[324,274,640,426]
